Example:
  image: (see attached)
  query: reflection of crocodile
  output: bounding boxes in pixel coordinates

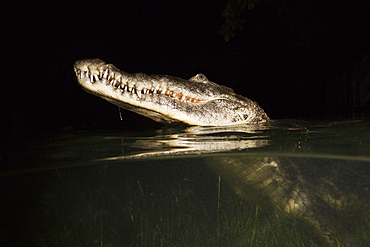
[74,59,269,126]
[107,124,366,246]
[74,60,366,246]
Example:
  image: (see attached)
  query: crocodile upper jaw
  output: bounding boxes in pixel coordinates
[74,59,269,126]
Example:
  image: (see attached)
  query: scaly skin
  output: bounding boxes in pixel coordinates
[74,59,269,126]
[74,60,363,245]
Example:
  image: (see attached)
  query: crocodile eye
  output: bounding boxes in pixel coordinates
[197,74,208,83]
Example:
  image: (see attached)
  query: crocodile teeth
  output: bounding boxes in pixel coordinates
[76,69,205,104]
[103,69,108,79]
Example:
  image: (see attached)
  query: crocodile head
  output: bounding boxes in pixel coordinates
[74,59,269,126]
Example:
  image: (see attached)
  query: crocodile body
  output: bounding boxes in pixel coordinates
[74,59,269,126]
[74,59,365,246]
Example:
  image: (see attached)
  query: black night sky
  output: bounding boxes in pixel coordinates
[4,1,370,134]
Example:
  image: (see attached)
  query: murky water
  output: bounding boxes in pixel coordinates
[2,120,370,246]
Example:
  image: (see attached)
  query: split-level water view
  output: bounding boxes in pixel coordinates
[2,119,370,246]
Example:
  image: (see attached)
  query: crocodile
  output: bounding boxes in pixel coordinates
[73,59,366,246]
[74,59,269,126]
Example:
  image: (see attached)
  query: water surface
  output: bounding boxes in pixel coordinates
[2,119,370,246]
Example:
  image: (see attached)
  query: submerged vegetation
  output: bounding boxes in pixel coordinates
[33,161,370,247]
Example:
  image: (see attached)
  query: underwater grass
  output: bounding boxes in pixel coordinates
[33,166,370,247]
[124,177,364,247]
[156,191,369,246]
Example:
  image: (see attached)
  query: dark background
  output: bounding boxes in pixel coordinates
[3,1,370,133]
[1,2,370,245]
